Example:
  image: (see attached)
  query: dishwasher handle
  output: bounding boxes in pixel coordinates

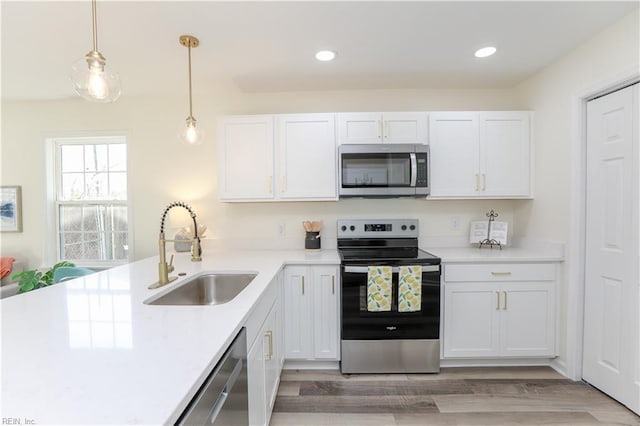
[208,358,243,423]
[176,328,248,426]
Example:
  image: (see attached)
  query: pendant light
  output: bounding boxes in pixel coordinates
[70,0,121,102]
[179,35,204,145]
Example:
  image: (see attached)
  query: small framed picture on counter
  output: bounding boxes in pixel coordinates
[0,186,23,232]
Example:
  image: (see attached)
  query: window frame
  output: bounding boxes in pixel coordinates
[49,135,132,268]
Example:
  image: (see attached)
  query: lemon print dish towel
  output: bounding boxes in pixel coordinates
[367,266,392,312]
[398,265,422,312]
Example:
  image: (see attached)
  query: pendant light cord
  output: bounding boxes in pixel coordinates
[188,43,193,118]
[91,0,98,52]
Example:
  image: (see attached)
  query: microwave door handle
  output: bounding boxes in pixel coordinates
[410,153,417,187]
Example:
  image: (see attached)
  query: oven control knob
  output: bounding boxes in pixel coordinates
[401,225,407,231]
[410,225,416,231]
[349,225,355,231]
[341,225,347,232]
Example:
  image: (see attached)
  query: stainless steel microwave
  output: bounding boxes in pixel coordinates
[338,144,430,198]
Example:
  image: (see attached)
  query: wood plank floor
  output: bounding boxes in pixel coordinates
[270,367,640,425]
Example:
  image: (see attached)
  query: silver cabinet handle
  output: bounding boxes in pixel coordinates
[482,173,486,191]
[491,271,512,276]
[383,120,388,138]
[496,291,500,310]
[332,275,335,295]
[377,120,382,139]
[265,330,273,360]
[503,291,508,310]
[301,276,305,295]
[475,174,480,191]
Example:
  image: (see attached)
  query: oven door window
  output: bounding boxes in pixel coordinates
[341,153,411,187]
[341,266,440,340]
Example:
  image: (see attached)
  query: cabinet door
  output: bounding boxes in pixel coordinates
[479,112,531,197]
[283,266,313,359]
[276,271,286,369]
[247,335,267,426]
[277,114,337,199]
[312,266,340,360]
[381,112,428,144]
[429,112,480,197]
[443,282,500,358]
[500,282,556,357]
[263,301,281,414]
[217,115,274,201]
[337,113,383,144]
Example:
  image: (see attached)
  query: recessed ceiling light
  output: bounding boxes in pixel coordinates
[475,46,497,58]
[315,50,336,61]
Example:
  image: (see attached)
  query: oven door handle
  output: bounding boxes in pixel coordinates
[343,265,440,274]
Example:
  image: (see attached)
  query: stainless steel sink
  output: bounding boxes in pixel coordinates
[145,273,257,306]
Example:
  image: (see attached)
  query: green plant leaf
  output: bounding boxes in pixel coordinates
[43,261,75,285]
[12,261,76,293]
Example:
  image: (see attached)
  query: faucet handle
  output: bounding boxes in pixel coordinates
[168,254,175,273]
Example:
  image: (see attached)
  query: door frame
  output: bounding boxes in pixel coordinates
[565,67,639,381]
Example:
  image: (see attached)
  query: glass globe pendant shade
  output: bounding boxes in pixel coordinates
[180,116,204,145]
[70,51,121,103]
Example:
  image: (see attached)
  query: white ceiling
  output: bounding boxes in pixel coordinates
[1,1,638,101]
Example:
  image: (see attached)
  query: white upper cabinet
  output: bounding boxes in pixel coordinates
[277,114,337,200]
[217,115,274,201]
[429,111,532,198]
[337,112,428,145]
[429,112,480,197]
[479,112,531,197]
[217,113,337,202]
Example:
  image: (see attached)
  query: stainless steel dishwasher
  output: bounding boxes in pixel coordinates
[177,328,248,425]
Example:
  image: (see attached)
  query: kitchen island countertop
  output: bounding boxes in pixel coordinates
[0,248,339,425]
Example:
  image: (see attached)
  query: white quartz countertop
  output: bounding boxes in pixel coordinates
[427,245,564,263]
[0,248,339,425]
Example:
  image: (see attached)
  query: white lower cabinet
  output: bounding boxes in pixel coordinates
[283,265,340,360]
[247,275,283,426]
[443,263,557,358]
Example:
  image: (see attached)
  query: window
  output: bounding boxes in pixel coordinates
[52,136,130,266]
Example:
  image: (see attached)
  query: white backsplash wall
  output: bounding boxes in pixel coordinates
[207,198,520,250]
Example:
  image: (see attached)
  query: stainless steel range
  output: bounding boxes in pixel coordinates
[338,219,441,374]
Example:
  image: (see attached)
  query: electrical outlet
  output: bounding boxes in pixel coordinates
[451,217,460,230]
[277,223,286,237]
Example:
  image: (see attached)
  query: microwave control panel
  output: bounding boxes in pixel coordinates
[416,156,428,187]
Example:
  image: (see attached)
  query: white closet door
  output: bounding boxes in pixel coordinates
[583,83,639,414]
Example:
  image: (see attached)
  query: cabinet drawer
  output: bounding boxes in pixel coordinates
[444,263,556,282]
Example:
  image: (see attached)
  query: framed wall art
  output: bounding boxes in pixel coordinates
[0,186,23,232]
